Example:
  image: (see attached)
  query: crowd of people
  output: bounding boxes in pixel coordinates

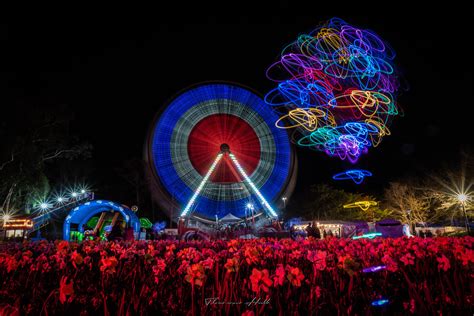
[288,223,344,239]
[78,220,452,243]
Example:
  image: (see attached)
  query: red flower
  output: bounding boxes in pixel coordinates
[22,250,33,261]
[289,249,302,260]
[177,260,190,274]
[147,244,155,254]
[250,268,272,293]
[437,255,450,271]
[224,257,239,273]
[308,250,327,271]
[177,247,202,263]
[405,298,415,313]
[59,276,74,304]
[273,264,285,287]
[228,239,240,253]
[286,266,305,287]
[381,254,398,272]
[185,263,205,287]
[100,256,118,274]
[244,246,260,265]
[201,257,214,270]
[459,248,474,266]
[57,240,69,255]
[6,256,18,273]
[316,286,322,298]
[152,259,167,283]
[71,251,83,268]
[400,253,415,266]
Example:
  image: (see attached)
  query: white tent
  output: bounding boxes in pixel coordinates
[220,213,242,222]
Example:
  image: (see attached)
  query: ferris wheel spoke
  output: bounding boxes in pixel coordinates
[180,153,223,217]
[228,153,278,218]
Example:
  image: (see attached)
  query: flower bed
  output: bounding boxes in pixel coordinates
[0,237,473,315]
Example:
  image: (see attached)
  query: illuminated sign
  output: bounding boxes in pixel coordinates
[2,219,33,229]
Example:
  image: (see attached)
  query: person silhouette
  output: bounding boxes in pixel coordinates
[108,222,123,241]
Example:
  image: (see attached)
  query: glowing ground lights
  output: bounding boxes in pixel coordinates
[362,265,386,273]
[352,232,382,239]
[371,299,389,306]
[332,169,372,184]
[266,18,401,182]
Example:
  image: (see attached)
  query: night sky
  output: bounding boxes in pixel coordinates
[1,5,472,214]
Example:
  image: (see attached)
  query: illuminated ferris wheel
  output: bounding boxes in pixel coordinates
[146,83,296,221]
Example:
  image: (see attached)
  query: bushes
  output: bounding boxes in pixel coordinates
[0,237,473,315]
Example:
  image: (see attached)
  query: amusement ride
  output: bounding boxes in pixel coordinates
[146,83,297,238]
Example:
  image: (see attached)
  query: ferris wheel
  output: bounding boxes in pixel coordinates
[146,83,296,221]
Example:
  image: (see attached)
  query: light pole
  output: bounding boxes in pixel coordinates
[282,196,287,213]
[247,203,254,223]
[406,209,414,236]
[2,214,10,228]
[457,193,469,233]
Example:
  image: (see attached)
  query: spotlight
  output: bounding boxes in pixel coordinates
[81,189,86,194]
[71,192,78,198]
[57,197,64,203]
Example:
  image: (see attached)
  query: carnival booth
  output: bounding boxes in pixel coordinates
[1,218,33,240]
[375,219,404,238]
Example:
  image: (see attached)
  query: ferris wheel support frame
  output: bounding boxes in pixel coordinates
[180,150,278,219]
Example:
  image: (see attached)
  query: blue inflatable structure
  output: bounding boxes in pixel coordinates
[63,200,140,241]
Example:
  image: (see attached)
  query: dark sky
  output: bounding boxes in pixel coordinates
[1,4,472,209]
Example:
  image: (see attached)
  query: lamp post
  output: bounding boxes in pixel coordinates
[2,214,10,228]
[406,209,414,236]
[247,203,254,223]
[457,193,469,233]
[282,197,287,213]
